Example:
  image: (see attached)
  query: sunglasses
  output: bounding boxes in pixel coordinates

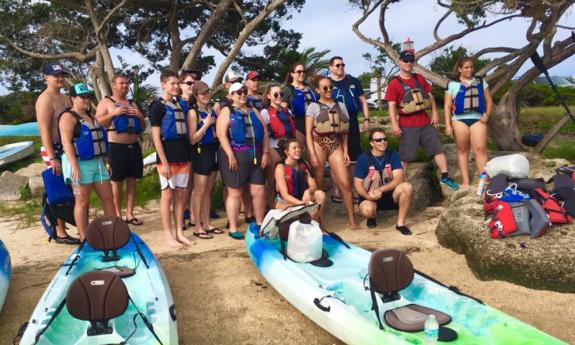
[181,81,194,86]
[334,63,345,68]
[401,59,415,64]
[293,70,305,74]
[322,85,333,92]
[372,138,387,143]
[233,90,246,96]
[272,92,284,98]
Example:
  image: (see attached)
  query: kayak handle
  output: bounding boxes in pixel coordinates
[314,298,330,312]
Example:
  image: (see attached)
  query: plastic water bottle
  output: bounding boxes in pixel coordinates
[424,314,439,345]
[477,170,487,196]
[72,179,81,195]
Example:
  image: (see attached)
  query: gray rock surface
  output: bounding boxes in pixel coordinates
[15,163,45,178]
[406,162,443,211]
[437,187,575,293]
[28,176,45,197]
[0,171,29,201]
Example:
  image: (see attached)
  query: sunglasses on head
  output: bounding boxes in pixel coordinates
[272,92,284,98]
[371,137,387,143]
[293,69,305,74]
[334,63,345,68]
[322,85,333,92]
[181,81,194,86]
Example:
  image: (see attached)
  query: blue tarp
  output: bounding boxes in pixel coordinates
[0,122,40,137]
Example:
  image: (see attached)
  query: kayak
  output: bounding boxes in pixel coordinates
[19,226,178,345]
[0,122,40,137]
[0,240,10,312]
[0,141,34,168]
[245,208,566,345]
[143,152,156,166]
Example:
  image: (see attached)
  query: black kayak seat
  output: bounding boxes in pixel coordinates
[66,271,128,336]
[368,249,452,333]
[86,216,131,262]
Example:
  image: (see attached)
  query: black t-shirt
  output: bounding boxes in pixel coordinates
[331,74,364,115]
[150,99,190,163]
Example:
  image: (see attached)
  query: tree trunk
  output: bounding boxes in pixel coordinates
[89,52,111,100]
[488,94,524,151]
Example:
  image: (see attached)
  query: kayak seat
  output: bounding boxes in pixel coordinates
[66,271,128,336]
[86,216,131,262]
[369,249,451,332]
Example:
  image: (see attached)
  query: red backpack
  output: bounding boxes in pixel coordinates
[268,107,296,139]
[532,188,572,224]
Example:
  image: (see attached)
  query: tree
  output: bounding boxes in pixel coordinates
[351,0,575,151]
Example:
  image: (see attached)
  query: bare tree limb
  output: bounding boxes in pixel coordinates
[233,0,248,25]
[1,35,98,61]
[96,0,129,37]
[433,9,453,42]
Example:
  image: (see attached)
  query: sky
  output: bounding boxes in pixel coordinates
[1,0,574,94]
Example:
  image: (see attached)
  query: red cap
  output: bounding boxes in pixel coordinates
[246,71,260,80]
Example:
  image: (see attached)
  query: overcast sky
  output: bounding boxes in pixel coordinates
[2,1,574,95]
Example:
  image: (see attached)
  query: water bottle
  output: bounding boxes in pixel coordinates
[72,179,81,196]
[424,314,439,345]
[476,170,487,196]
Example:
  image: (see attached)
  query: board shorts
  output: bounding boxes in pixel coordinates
[360,191,398,211]
[218,147,265,189]
[157,162,190,190]
[40,143,63,167]
[108,142,143,181]
[399,124,444,162]
[191,143,219,176]
[62,154,110,185]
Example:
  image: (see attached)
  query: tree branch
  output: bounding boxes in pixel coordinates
[232,0,247,25]
[96,0,129,36]
[1,35,98,62]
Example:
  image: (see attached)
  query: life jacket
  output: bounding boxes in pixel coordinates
[313,102,349,136]
[59,108,108,161]
[160,98,188,141]
[395,74,431,115]
[332,76,360,114]
[281,161,309,200]
[196,108,218,146]
[452,77,486,115]
[363,152,393,193]
[228,107,265,147]
[246,94,263,110]
[178,97,190,114]
[267,106,296,139]
[483,197,518,239]
[532,188,572,224]
[105,96,143,134]
[291,85,318,118]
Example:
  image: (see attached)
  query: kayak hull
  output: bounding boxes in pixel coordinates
[0,141,34,168]
[0,240,10,313]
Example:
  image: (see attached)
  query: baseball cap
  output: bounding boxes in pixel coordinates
[192,80,210,95]
[224,71,243,83]
[399,51,415,62]
[43,62,69,76]
[246,71,260,80]
[228,82,246,95]
[69,83,94,97]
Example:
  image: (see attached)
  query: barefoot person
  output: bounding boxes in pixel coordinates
[275,138,326,227]
[188,81,221,239]
[385,50,459,190]
[354,128,413,235]
[306,75,358,229]
[150,71,194,248]
[95,74,146,225]
[59,83,116,241]
[217,82,270,239]
[444,57,492,187]
[35,63,79,245]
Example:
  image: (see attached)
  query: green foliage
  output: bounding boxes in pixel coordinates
[430,46,490,78]
[211,180,225,209]
[519,83,575,107]
[517,106,575,136]
[358,72,371,88]
[0,91,37,124]
[542,139,575,161]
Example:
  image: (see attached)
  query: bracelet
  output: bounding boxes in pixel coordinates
[263,152,270,155]
[363,118,370,122]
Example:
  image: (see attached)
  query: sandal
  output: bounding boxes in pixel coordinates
[228,231,244,240]
[206,227,224,235]
[188,220,196,227]
[125,218,144,226]
[330,195,343,204]
[193,231,213,240]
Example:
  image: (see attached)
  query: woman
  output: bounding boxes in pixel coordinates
[179,70,198,227]
[261,84,297,208]
[59,83,116,241]
[275,138,326,227]
[282,63,318,150]
[444,57,493,187]
[188,81,221,239]
[306,75,358,229]
[216,82,270,239]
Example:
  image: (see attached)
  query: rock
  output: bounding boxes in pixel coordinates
[0,171,29,201]
[28,176,45,197]
[15,163,46,178]
[437,187,575,293]
[406,162,443,212]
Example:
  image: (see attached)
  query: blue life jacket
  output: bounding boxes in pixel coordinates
[246,95,263,111]
[60,109,108,160]
[160,98,188,140]
[228,108,264,147]
[332,75,360,114]
[178,97,190,114]
[453,78,486,115]
[197,108,218,146]
[106,96,143,134]
[291,85,318,118]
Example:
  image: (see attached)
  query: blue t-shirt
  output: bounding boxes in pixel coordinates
[354,149,402,179]
[331,74,364,116]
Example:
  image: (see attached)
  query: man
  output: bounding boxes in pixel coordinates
[384,50,459,190]
[213,71,243,113]
[354,128,413,235]
[95,74,146,225]
[245,71,263,110]
[35,62,80,245]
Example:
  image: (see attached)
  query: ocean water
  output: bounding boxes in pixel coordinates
[0,122,40,137]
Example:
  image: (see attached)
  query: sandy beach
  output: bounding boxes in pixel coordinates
[0,201,573,344]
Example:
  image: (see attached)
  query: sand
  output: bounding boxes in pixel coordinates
[0,201,573,344]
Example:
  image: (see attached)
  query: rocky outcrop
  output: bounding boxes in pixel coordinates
[406,162,442,211]
[0,171,29,201]
[15,163,45,178]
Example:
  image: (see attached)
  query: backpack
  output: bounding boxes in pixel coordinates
[40,169,76,240]
[552,166,575,217]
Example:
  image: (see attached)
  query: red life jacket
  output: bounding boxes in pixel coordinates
[483,197,517,239]
[532,188,572,224]
[268,106,296,139]
[281,161,309,200]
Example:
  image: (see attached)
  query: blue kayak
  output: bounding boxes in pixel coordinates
[0,240,11,313]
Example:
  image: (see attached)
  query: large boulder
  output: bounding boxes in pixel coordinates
[15,163,45,178]
[0,171,29,201]
[406,162,443,211]
[28,176,45,197]
[437,151,575,293]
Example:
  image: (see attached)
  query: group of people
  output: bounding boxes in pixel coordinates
[34,49,492,248]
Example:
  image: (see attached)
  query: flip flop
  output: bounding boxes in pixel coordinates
[206,227,224,235]
[193,231,213,239]
[330,195,343,204]
[228,231,244,240]
[125,218,144,226]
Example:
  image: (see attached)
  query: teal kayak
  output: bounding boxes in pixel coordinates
[19,227,177,345]
[0,240,10,313]
[245,214,566,345]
